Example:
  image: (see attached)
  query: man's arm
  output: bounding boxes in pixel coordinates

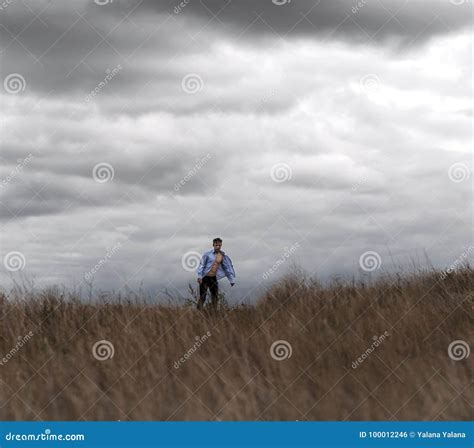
[222,255,236,285]
[196,253,207,282]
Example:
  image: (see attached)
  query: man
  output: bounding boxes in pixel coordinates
[196,238,236,310]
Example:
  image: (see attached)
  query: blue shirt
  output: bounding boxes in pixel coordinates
[196,249,236,284]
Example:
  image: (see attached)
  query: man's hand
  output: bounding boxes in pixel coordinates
[197,278,202,284]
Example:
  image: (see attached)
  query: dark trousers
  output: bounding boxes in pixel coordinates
[197,275,218,309]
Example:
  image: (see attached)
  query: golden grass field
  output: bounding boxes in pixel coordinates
[0,267,472,420]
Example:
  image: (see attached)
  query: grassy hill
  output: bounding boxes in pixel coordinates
[0,267,472,420]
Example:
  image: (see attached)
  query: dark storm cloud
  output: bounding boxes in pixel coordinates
[139,0,472,45]
[1,178,88,221]
[3,0,469,54]
[0,144,220,220]
[1,0,471,102]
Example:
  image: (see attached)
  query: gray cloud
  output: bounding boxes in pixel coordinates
[0,0,471,300]
[1,0,471,102]
[139,0,473,45]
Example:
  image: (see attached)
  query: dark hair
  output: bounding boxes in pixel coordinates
[213,238,222,244]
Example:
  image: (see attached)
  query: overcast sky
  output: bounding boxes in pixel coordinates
[0,0,472,303]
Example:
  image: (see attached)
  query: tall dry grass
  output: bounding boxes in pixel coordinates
[0,267,472,420]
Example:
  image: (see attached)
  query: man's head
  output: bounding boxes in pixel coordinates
[212,237,222,252]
